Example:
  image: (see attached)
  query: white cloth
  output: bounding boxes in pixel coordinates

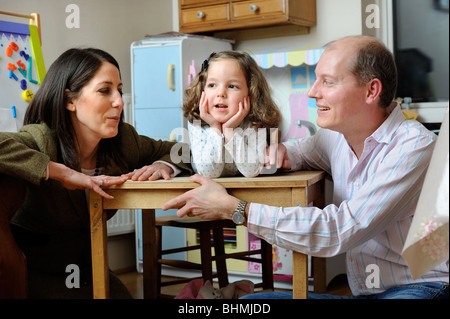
[402,108,449,279]
[247,105,449,296]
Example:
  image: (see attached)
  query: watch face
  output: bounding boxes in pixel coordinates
[232,212,245,224]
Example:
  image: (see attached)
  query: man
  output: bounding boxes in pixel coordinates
[163,36,448,299]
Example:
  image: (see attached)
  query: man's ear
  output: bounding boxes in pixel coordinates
[65,89,76,111]
[366,78,382,105]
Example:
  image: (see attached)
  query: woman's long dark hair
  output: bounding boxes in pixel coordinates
[24,48,125,170]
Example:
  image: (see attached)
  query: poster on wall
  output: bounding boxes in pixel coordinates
[0,20,45,132]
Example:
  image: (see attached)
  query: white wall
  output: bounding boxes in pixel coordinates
[1,0,174,94]
[2,0,364,95]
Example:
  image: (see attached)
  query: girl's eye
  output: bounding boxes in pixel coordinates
[229,84,238,89]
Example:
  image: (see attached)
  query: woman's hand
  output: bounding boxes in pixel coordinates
[122,162,174,181]
[199,91,222,135]
[162,174,239,220]
[48,161,128,199]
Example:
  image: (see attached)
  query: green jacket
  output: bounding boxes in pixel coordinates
[0,122,192,275]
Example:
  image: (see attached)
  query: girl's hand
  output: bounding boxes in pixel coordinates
[222,96,250,142]
[122,162,174,181]
[199,91,222,135]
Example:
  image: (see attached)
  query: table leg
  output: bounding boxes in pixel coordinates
[291,187,308,299]
[142,209,157,299]
[309,179,327,293]
[292,252,308,299]
[89,191,109,299]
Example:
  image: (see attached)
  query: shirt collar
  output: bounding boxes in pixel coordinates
[368,104,405,144]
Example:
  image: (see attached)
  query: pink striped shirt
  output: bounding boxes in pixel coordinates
[247,106,449,296]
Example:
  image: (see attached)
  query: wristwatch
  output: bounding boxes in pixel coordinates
[231,200,247,225]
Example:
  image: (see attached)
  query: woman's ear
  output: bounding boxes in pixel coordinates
[65,89,76,112]
[366,78,382,105]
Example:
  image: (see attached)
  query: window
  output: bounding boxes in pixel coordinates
[362,0,448,126]
[393,0,449,103]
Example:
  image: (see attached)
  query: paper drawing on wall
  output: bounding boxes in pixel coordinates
[0,19,45,131]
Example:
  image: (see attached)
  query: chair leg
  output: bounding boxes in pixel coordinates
[212,228,229,287]
[198,229,214,283]
[260,239,274,290]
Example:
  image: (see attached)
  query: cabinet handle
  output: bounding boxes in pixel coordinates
[196,11,205,19]
[167,64,175,91]
[249,4,259,12]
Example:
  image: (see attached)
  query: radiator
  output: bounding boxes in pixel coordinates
[107,209,135,236]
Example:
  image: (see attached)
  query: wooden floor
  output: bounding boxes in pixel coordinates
[117,271,352,299]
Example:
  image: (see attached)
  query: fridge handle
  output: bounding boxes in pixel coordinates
[167,64,175,91]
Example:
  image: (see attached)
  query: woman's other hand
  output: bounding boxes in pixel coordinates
[122,162,174,181]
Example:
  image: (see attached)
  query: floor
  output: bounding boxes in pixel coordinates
[117,271,352,299]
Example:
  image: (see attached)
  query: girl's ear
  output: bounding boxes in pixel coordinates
[65,89,76,112]
[366,78,382,105]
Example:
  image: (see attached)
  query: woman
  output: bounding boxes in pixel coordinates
[0,48,192,298]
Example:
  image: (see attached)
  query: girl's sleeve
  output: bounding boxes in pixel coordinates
[188,121,225,178]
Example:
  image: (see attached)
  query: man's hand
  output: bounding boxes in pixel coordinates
[264,143,291,170]
[162,174,239,220]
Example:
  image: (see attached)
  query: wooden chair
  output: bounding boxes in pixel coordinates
[155,215,274,298]
[0,174,27,299]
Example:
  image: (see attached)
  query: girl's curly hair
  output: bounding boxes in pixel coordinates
[183,51,281,130]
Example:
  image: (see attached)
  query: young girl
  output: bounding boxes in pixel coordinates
[183,51,281,178]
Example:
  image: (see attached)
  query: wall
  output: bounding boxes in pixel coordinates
[1,0,174,94]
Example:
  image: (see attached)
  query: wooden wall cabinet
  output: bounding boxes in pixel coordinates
[179,0,316,39]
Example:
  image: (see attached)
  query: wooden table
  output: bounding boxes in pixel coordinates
[89,170,325,299]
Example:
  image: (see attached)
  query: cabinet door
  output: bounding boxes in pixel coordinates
[232,0,286,21]
[180,3,229,29]
[132,44,181,109]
